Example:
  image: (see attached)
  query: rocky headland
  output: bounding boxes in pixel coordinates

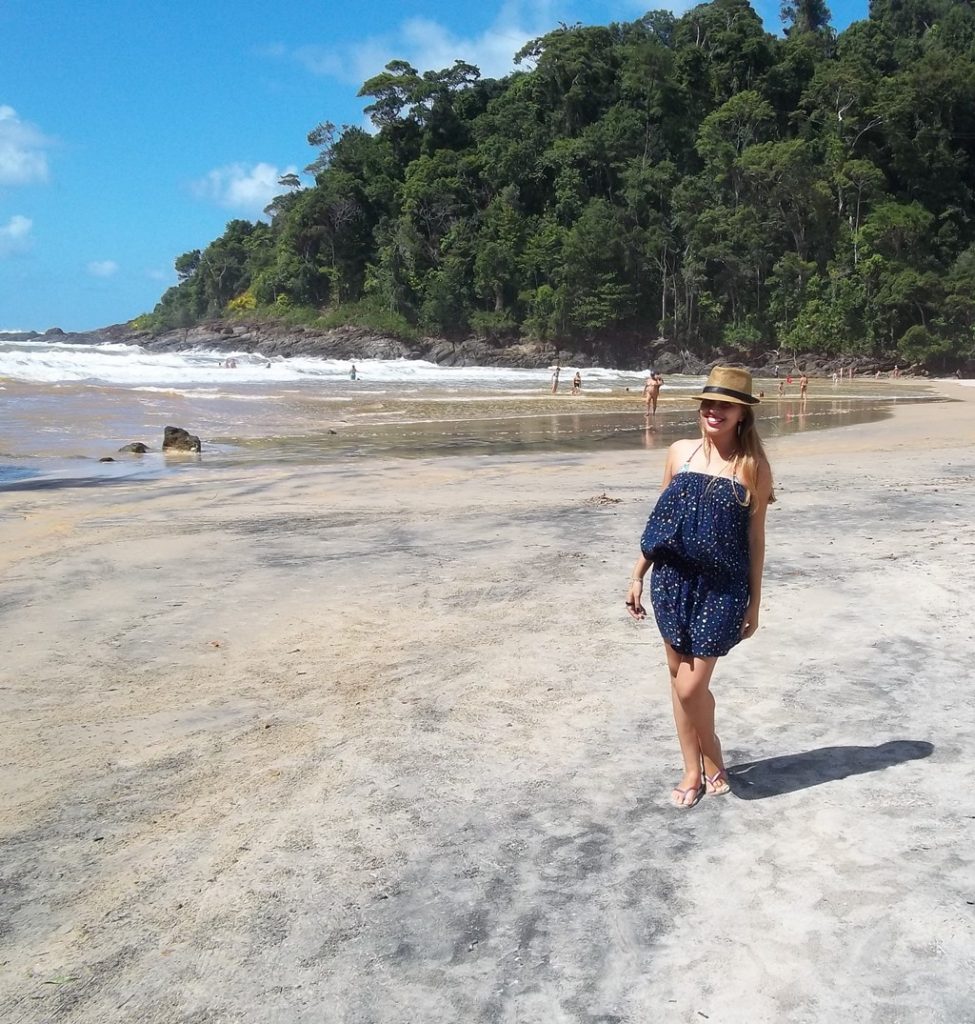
[3,321,920,377]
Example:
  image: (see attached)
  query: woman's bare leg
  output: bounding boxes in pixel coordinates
[667,646,725,784]
[665,644,701,769]
[664,643,705,805]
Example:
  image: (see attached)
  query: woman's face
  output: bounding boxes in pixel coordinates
[699,398,745,438]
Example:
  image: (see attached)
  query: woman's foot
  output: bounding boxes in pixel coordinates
[703,735,731,795]
[705,769,731,796]
[670,773,704,808]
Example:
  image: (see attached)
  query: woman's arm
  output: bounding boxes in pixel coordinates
[626,553,652,619]
[659,441,680,492]
[741,460,772,639]
[626,443,683,619]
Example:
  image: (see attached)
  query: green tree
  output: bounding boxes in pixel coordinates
[473,186,525,313]
[560,198,636,333]
[781,0,832,37]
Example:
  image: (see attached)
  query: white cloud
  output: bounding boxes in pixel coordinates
[0,105,52,187]
[280,0,561,88]
[87,259,119,278]
[190,161,298,217]
[0,214,32,257]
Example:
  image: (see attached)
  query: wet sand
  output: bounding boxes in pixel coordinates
[0,375,940,469]
[1,380,973,1023]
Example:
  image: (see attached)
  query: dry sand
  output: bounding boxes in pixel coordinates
[1,382,974,1023]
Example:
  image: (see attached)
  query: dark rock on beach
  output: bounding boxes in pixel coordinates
[118,442,149,454]
[162,426,201,452]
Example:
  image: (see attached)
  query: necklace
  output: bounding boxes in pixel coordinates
[704,445,739,478]
[703,443,750,507]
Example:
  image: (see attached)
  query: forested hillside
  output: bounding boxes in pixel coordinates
[144,0,975,370]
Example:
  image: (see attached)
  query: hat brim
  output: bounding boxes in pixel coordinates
[689,391,759,405]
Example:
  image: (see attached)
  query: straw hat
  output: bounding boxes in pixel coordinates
[689,366,760,405]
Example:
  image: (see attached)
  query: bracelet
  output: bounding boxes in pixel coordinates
[630,577,644,583]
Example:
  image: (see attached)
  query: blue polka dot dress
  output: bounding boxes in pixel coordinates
[640,463,751,657]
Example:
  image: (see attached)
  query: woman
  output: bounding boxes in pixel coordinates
[626,367,774,808]
[644,371,663,419]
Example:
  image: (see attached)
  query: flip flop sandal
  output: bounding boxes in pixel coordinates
[670,783,704,809]
[705,770,731,796]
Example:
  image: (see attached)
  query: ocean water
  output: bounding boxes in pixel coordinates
[0,335,941,489]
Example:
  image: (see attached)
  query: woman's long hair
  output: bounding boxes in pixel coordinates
[701,405,776,507]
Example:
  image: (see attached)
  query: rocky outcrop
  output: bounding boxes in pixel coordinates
[8,318,946,375]
[118,442,149,453]
[162,426,201,452]
[137,322,567,368]
[36,319,666,370]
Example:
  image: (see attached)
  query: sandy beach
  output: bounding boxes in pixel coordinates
[2,380,974,1023]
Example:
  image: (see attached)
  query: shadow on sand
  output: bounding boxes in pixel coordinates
[729,739,934,800]
[0,475,144,492]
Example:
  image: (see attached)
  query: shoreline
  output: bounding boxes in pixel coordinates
[1,381,974,1022]
[0,374,947,482]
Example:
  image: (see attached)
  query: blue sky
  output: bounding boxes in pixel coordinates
[0,0,867,331]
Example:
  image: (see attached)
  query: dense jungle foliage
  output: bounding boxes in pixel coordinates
[145,0,975,368]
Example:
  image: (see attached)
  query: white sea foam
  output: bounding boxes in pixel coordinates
[0,340,292,386]
[0,337,669,390]
[128,386,273,401]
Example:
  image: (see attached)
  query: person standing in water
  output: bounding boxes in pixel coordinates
[572,371,582,395]
[644,371,663,419]
[350,364,357,381]
[551,363,561,394]
[626,367,774,808]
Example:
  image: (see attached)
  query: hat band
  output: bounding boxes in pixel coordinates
[702,384,754,403]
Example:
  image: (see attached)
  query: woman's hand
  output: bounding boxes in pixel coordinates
[740,600,760,639]
[626,578,646,619]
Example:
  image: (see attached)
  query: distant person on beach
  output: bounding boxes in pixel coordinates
[551,363,561,394]
[572,371,582,395]
[350,364,357,381]
[799,373,808,399]
[644,371,663,418]
[626,367,774,808]
[778,378,785,396]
